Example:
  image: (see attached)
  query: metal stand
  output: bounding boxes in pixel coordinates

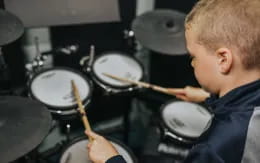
[0,47,12,94]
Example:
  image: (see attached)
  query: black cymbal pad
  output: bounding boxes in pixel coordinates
[0,96,52,163]
[0,9,24,46]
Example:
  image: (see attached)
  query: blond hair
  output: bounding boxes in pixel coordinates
[185,0,260,70]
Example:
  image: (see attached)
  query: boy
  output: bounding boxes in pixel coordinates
[86,0,260,162]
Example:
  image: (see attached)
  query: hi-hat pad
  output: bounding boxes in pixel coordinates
[132,9,187,55]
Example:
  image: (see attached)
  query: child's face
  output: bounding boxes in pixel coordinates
[185,29,220,93]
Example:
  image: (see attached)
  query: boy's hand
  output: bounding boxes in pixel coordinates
[167,86,210,103]
[85,130,119,163]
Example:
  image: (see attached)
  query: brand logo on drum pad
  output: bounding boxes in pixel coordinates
[63,91,75,102]
[170,118,185,128]
[41,72,56,79]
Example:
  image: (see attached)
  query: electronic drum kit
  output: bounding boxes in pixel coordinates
[0,8,212,163]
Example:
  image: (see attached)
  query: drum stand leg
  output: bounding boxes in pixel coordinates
[37,143,63,163]
[15,150,47,163]
[123,102,135,144]
[65,123,71,142]
[123,109,130,144]
[36,120,67,163]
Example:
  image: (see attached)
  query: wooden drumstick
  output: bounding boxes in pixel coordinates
[71,80,94,142]
[102,73,179,96]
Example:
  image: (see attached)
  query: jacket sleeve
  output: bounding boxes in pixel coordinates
[184,144,224,163]
[105,155,127,163]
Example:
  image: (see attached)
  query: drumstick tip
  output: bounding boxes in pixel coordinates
[102,72,110,77]
[102,72,118,80]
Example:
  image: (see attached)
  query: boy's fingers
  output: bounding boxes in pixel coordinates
[87,142,92,148]
[167,88,186,95]
[176,95,189,101]
[85,130,100,139]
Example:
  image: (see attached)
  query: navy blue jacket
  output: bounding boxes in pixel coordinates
[107,79,260,163]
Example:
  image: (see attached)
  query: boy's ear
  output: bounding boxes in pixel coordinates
[215,48,233,74]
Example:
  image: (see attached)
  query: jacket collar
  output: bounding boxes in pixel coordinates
[205,79,260,113]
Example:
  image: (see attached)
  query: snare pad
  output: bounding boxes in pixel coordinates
[30,68,91,109]
[161,101,212,139]
[60,138,135,163]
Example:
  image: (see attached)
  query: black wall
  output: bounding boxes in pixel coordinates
[155,0,198,13]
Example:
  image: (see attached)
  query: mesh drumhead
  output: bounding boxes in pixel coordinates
[30,68,91,108]
[60,138,135,163]
[93,53,143,87]
[161,101,212,139]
